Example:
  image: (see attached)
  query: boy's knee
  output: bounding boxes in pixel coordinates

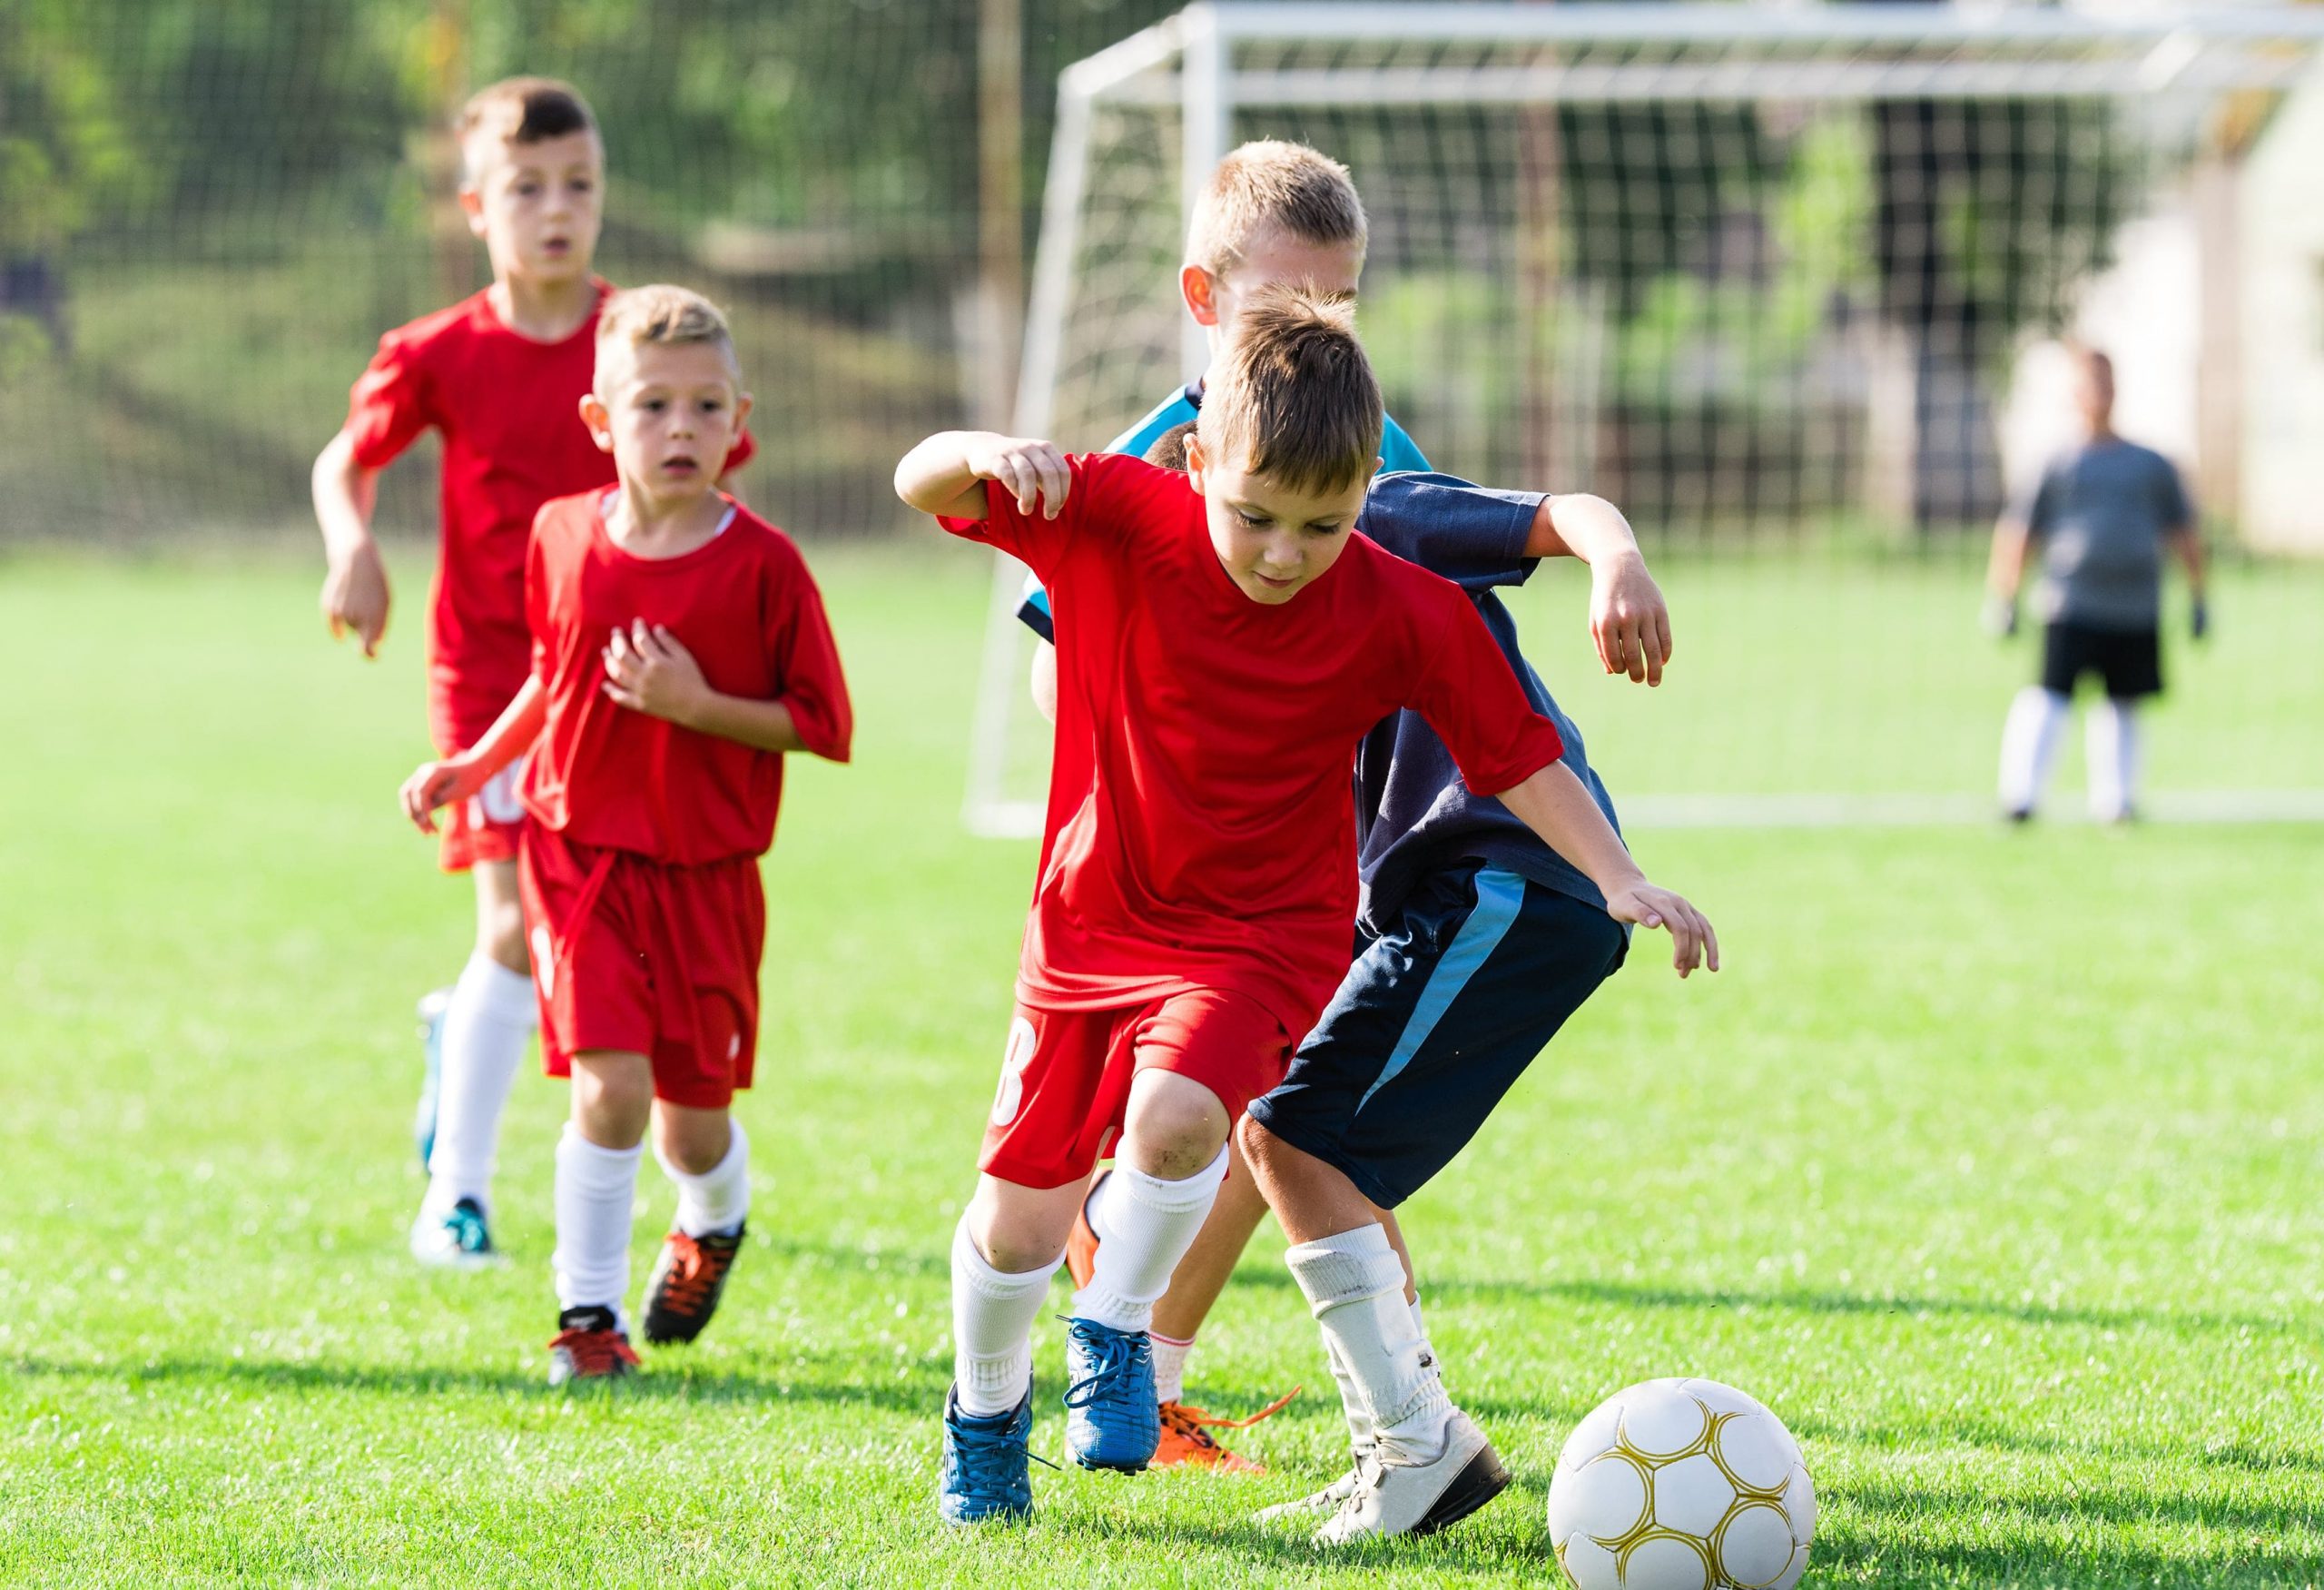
[1121,1078,1231,1180]
[1234,1111,1278,1172]
[962,1203,1061,1277]
[571,1055,653,1145]
[654,1110,733,1177]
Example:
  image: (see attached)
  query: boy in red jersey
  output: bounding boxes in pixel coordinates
[898,286,1715,1522]
[311,79,754,1269]
[400,287,850,1384]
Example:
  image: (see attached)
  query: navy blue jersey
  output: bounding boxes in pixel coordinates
[1351,473,1622,933]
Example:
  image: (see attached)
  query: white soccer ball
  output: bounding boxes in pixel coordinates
[1547,1378,1816,1590]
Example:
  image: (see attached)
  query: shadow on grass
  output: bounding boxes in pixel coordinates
[5,1350,949,1417]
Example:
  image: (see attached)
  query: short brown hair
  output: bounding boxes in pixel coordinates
[1196,283,1383,496]
[1143,420,1198,471]
[596,284,741,383]
[1185,140,1368,280]
[457,77,597,183]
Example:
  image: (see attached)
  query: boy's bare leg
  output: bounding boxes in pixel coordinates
[419,859,537,1233]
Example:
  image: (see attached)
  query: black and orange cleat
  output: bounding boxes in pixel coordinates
[547,1305,640,1388]
[1065,1170,1108,1291]
[1154,1389,1299,1473]
[641,1222,746,1346]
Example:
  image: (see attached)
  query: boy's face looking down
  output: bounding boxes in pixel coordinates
[1184,225,1364,353]
[1186,430,1374,606]
[2073,351,2115,436]
[582,340,751,509]
[460,127,605,289]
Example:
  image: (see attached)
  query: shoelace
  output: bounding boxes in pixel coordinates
[950,1408,1058,1488]
[445,1203,490,1254]
[1163,1386,1302,1443]
[1060,1324,1150,1413]
[551,1328,637,1376]
[656,1236,733,1313]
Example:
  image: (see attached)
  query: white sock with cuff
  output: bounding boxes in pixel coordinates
[1069,1147,1230,1334]
[1287,1222,1452,1462]
[553,1124,643,1327]
[1998,686,2070,815]
[425,953,537,1216]
[656,1119,751,1237]
[2086,696,2142,821]
[951,1218,1061,1417]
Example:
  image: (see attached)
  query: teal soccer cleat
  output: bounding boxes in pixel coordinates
[1062,1317,1159,1471]
[413,986,452,1169]
[940,1386,1036,1524]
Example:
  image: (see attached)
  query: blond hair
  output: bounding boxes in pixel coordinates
[1196,283,1382,495]
[1185,140,1368,280]
[596,285,741,383]
[457,77,597,183]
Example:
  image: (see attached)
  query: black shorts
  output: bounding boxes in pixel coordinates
[1246,864,1626,1210]
[2042,621,2162,700]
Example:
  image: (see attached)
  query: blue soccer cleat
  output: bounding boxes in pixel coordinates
[940,1385,1036,1524]
[413,986,452,1169]
[1062,1316,1160,1471]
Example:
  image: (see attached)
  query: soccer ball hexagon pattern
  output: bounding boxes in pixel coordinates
[1548,1378,1816,1590]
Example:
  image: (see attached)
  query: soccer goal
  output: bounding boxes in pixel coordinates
[967,3,2324,838]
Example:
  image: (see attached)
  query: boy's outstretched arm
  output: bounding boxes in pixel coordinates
[312,429,390,657]
[1525,492,1670,685]
[1496,761,1718,977]
[896,431,1069,522]
[399,677,547,834]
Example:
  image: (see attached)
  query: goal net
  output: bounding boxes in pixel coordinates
[968,3,2324,836]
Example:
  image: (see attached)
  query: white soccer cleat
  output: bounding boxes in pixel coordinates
[1252,1460,1364,1525]
[408,1196,505,1270]
[1313,1410,1509,1545]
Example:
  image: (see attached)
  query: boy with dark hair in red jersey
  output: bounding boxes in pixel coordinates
[897,285,1715,1523]
[401,287,850,1385]
[312,78,755,1269]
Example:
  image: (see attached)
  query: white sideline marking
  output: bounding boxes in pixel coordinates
[966,791,2324,838]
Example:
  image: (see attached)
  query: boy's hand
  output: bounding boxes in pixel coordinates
[321,540,391,657]
[1590,553,1672,685]
[603,620,714,726]
[399,755,486,835]
[2191,595,2210,643]
[965,436,1070,518]
[1602,882,1718,978]
[1983,595,2019,639]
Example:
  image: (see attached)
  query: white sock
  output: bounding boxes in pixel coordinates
[553,1124,642,1327]
[951,1217,1061,1417]
[1150,1331,1194,1405]
[424,953,537,1216]
[1069,1147,1229,1334]
[656,1119,751,1238]
[1325,1337,1376,1460]
[2087,697,2142,821]
[1997,686,2070,815]
[1287,1223,1452,1463]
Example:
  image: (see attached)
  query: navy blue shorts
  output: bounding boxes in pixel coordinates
[1246,864,1626,1210]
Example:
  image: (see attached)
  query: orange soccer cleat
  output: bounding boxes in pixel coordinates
[1152,1388,1301,1473]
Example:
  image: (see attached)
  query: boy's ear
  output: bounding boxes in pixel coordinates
[458,183,487,240]
[1180,263,1220,328]
[732,390,755,434]
[578,391,613,451]
[1183,430,1207,492]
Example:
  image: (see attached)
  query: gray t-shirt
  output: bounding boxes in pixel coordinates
[2018,438,2192,631]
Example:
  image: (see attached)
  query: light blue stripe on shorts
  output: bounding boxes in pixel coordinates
[1352,868,1527,1117]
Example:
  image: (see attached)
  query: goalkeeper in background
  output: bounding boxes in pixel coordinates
[1986,346,2208,824]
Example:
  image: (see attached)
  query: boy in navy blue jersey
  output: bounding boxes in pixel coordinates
[1236,469,1673,1542]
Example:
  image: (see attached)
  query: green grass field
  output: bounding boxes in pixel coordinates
[3,545,2320,1587]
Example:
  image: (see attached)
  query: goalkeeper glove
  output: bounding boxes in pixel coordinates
[1983,596,2020,639]
[2191,595,2210,642]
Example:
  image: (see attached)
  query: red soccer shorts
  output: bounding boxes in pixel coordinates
[978,988,1290,1190]
[437,758,526,874]
[518,825,765,1110]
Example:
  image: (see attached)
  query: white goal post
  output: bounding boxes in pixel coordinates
[967,4,2324,838]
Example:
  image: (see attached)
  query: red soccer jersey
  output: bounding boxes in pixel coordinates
[518,491,852,865]
[343,281,758,753]
[940,452,1566,1040]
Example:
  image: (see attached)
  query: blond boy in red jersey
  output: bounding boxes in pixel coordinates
[402,287,850,1381]
[899,288,1714,1521]
[312,80,753,1267]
